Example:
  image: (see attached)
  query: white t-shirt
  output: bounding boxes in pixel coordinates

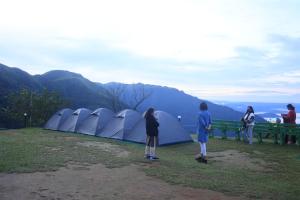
[244,113,255,126]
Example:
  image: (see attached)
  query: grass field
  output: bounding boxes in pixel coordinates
[0,128,300,200]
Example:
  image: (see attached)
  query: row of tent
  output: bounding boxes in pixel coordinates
[44,108,192,145]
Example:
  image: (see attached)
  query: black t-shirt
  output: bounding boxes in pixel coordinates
[145,115,159,136]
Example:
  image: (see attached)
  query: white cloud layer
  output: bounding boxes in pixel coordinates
[0,0,300,102]
[3,0,299,61]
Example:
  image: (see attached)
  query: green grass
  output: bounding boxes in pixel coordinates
[0,128,132,172]
[0,128,300,199]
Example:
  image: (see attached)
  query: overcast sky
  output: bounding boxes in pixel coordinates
[0,0,300,103]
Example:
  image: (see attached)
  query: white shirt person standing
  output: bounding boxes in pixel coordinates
[242,106,255,144]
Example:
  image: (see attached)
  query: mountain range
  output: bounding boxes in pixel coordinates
[103,83,261,130]
[0,63,265,129]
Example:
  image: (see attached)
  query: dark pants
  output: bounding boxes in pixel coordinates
[285,135,296,143]
[146,135,158,147]
[283,121,296,144]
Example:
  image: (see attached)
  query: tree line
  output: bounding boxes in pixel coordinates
[0,85,152,129]
[0,89,68,128]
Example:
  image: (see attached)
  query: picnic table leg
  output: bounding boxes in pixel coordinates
[279,129,285,145]
[209,129,215,138]
[235,130,241,141]
[222,130,227,139]
[273,129,279,144]
[257,132,263,144]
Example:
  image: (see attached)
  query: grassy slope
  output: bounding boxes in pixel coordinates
[0,128,299,200]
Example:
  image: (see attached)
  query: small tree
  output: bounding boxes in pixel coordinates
[130,84,152,111]
[5,89,31,127]
[4,88,68,128]
[105,84,126,112]
[31,89,69,126]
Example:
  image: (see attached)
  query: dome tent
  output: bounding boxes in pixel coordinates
[77,108,114,135]
[58,108,91,132]
[44,108,74,130]
[125,110,192,145]
[45,108,192,146]
[97,109,142,140]
[154,111,192,145]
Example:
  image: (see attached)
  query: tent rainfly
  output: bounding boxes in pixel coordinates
[45,108,192,146]
[97,109,142,139]
[44,108,74,130]
[58,108,91,132]
[76,108,114,135]
[126,110,192,145]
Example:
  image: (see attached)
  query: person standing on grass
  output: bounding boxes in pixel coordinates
[242,106,255,145]
[195,102,212,164]
[144,108,160,160]
[281,104,296,144]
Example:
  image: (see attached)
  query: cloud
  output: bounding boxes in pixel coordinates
[264,71,300,85]
[183,85,300,102]
[0,0,283,62]
[1,0,300,103]
[234,47,265,60]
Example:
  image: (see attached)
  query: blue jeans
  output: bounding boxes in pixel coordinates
[243,125,254,144]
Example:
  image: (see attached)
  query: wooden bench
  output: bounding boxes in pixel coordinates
[212,120,300,146]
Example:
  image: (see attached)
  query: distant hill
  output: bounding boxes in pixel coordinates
[34,70,115,110]
[215,101,300,115]
[101,83,266,131]
[0,64,125,114]
[0,63,42,105]
[0,63,266,129]
[215,101,299,123]
[257,112,280,119]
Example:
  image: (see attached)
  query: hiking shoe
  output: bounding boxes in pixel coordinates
[144,154,150,159]
[195,157,203,162]
[195,154,202,162]
[149,156,159,160]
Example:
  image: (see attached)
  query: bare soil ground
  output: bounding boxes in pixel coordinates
[77,141,130,158]
[0,163,243,200]
[2,129,299,200]
[208,150,276,172]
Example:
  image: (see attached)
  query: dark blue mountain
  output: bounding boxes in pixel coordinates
[34,70,114,109]
[0,63,42,106]
[0,63,266,130]
[0,64,116,111]
[102,83,266,131]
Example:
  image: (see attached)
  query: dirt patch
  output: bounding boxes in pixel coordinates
[0,164,243,200]
[208,150,274,171]
[253,150,264,155]
[44,146,62,152]
[0,131,19,136]
[63,136,79,141]
[77,141,130,158]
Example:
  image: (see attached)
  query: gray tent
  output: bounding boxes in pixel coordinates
[76,108,114,135]
[44,108,74,130]
[126,110,192,145]
[97,109,142,139]
[58,108,91,132]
